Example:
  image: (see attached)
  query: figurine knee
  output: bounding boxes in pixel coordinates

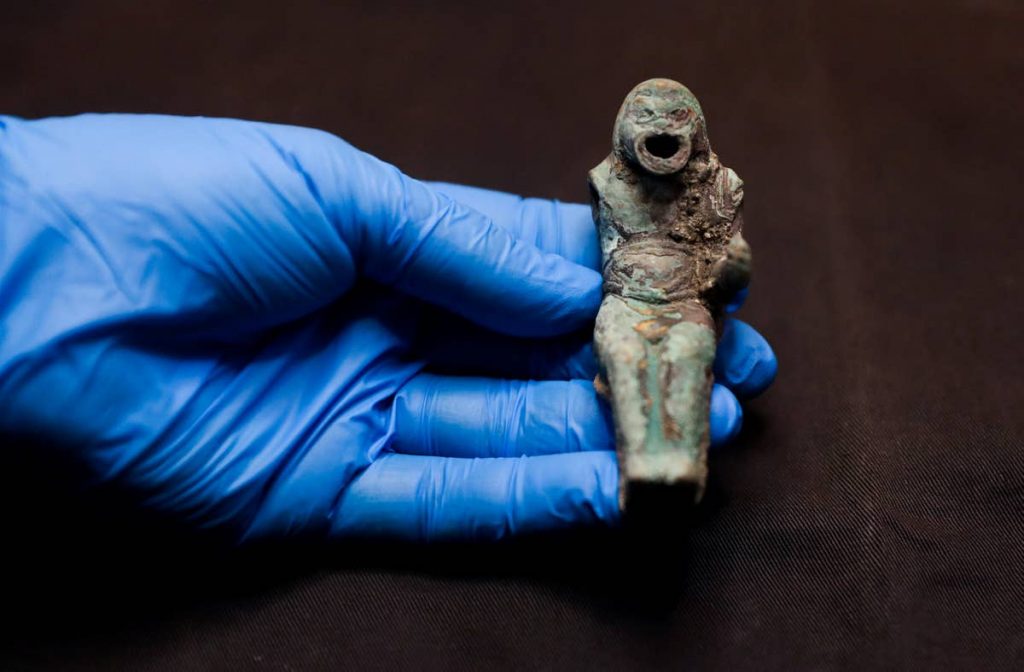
[594,296,645,364]
[663,321,716,364]
[660,320,716,447]
[593,297,651,453]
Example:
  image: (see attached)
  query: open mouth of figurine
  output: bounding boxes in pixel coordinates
[635,132,689,175]
[644,134,681,159]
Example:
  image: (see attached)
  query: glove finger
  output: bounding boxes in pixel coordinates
[426,182,600,270]
[391,374,613,458]
[273,127,602,337]
[392,374,745,459]
[710,383,743,447]
[713,318,778,400]
[331,451,619,540]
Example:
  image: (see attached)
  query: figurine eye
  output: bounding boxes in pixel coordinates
[632,104,656,121]
[630,98,655,119]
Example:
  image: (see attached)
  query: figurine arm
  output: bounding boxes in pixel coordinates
[588,162,626,270]
[712,167,750,300]
[721,227,752,294]
[704,221,751,308]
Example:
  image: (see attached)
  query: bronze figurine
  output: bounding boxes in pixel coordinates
[590,78,751,511]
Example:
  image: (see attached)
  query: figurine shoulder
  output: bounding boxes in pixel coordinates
[720,163,745,203]
[712,164,744,221]
[588,158,627,222]
[724,166,744,204]
[588,158,615,196]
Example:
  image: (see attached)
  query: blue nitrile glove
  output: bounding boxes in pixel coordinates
[0,114,776,542]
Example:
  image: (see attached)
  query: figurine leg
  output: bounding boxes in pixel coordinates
[594,296,649,511]
[658,313,717,501]
[595,295,716,510]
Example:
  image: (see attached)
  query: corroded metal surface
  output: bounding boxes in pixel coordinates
[590,78,751,511]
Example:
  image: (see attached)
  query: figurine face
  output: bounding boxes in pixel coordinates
[613,79,705,176]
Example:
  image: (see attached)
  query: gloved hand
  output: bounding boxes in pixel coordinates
[0,114,776,542]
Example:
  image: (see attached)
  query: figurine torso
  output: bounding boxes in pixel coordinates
[589,153,743,305]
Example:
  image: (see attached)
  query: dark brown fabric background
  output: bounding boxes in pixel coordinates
[2,1,1022,670]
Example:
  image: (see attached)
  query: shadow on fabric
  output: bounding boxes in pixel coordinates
[0,423,765,657]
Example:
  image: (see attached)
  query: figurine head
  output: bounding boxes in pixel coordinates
[613,78,707,176]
